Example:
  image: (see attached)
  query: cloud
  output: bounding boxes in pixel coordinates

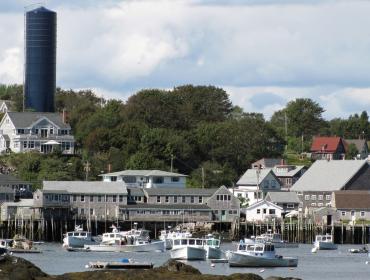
[0,0,370,120]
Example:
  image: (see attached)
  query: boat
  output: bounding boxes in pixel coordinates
[159,228,192,250]
[245,232,298,248]
[203,234,223,259]
[348,246,368,254]
[88,258,153,269]
[0,236,41,254]
[85,239,165,252]
[170,238,207,260]
[228,242,298,267]
[63,225,96,248]
[313,234,337,250]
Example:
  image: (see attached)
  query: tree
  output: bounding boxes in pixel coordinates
[346,143,359,159]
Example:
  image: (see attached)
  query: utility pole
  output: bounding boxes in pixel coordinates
[201,167,205,189]
[84,161,91,181]
[284,112,288,152]
[170,154,174,172]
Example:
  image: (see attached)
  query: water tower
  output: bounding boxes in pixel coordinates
[24,6,56,112]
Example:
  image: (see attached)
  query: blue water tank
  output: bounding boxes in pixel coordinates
[24,6,56,112]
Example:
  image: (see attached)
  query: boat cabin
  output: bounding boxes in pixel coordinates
[238,242,275,254]
[205,239,220,247]
[67,231,92,239]
[173,238,204,247]
[315,234,333,243]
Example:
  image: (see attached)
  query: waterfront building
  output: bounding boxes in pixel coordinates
[233,168,281,205]
[0,112,75,154]
[265,191,301,216]
[291,160,370,212]
[244,200,283,222]
[33,181,127,220]
[0,187,15,203]
[330,191,370,223]
[0,199,35,221]
[100,169,187,188]
[0,173,32,198]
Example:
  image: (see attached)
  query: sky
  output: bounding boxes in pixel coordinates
[1,0,370,120]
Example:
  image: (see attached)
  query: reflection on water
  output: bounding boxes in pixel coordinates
[15,243,370,280]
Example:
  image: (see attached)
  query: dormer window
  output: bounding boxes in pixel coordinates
[17,129,24,134]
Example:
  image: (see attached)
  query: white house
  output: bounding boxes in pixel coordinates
[0,112,75,154]
[0,100,13,113]
[232,168,282,205]
[100,170,187,188]
[245,200,283,222]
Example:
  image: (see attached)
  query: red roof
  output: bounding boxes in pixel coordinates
[311,136,342,153]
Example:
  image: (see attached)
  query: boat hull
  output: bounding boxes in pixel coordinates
[170,246,206,260]
[315,241,337,250]
[206,246,223,259]
[85,240,165,252]
[228,252,298,267]
[63,237,96,248]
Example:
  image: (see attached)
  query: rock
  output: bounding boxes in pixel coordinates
[0,255,48,280]
[265,277,302,280]
[159,259,202,274]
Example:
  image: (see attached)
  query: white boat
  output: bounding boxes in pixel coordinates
[63,225,96,248]
[85,239,165,252]
[159,229,192,250]
[228,242,298,267]
[313,234,337,250]
[170,238,207,260]
[245,232,298,248]
[203,235,223,259]
[349,246,368,254]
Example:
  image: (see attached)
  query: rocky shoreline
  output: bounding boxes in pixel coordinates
[0,255,301,280]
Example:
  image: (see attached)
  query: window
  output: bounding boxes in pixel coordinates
[157,196,161,203]
[263,208,267,214]
[305,195,310,201]
[287,204,294,209]
[90,208,94,215]
[113,196,117,202]
[191,196,194,203]
[90,196,93,202]
[264,180,269,188]
[216,195,220,201]
[182,196,186,203]
[311,203,316,207]
[257,209,261,214]
[17,129,24,134]
[351,210,355,216]
[50,128,53,135]
[23,141,27,148]
[198,196,202,203]
[318,203,323,207]
[361,211,365,217]
[229,210,233,214]
[269,209,276,215]
[80,195,85,202]
[174,196,178,203]
[318,195,323,200]
[154,177,164,184]
[73,195,77,202]
[28,141,34,148]
[326,195,331,201]
[237,193,242,198]
[341,211,346,216]
[311,195,317,200]
[98,195,102,202]
[165,196,169,203]
[119,195,123,202]
[80,208,85,215]
[171,177,179,182]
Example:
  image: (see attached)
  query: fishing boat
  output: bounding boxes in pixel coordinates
[85,238,165,252]
[203,234,223,259]
[349,246,368,254]
[313,234,337,250]
[159,228,192,250]
[170,238,207,260]
[228,242,298,267]
[245,232,298,248]
[63,225,96,248]
[0,236,41,253]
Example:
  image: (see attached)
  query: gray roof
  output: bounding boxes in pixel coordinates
[345,139,368,152]
[127,187,145,196]
[0,174,31,186]
[291,160,367,192]
[145,187,217,196]
[100,170,187,177]
[237,168,272,186]
[43,181,127,194]
[121,203,211,210]
[265,191,300,204]
[252,158,283,168]
[273,165,306,178]
[7,112,71,129]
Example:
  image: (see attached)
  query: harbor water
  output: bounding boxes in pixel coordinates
[15,243,370,280]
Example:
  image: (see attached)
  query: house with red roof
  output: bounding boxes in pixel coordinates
[310,136,346,160]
